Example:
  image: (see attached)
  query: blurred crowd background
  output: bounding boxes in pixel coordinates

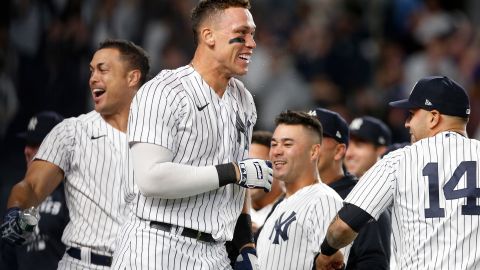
[2,0,480,195]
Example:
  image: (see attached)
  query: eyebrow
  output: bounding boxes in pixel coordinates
[271,138,294,143]
[89,62,107,70]
[233,25,256,32]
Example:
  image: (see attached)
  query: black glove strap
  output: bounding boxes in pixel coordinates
[215,163,237,187]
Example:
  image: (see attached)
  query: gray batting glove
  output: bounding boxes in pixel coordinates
[237,159,272,192]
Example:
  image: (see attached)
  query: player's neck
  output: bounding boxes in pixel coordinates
[190,55,229,97]
[284,176,319,198]
[101,109,129,133]
[319,165,344,185]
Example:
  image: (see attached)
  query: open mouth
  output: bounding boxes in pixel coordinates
[93,88,106,98]
[238,54,251,63]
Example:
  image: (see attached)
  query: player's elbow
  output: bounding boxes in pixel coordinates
[136,170,169,198]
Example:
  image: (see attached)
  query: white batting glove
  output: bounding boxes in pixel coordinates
[237,159,272,192]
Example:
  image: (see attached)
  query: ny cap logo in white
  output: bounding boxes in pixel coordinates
[28,117,38,131]
[307,110,316,117]
[349,118,363,130]
[425,99,432,106]
[466,108,471,115]
[378,136,385,145]
[336,131,342,139]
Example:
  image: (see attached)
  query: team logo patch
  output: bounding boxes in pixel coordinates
[269,211,296,244]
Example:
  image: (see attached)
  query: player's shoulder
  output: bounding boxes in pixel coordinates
[141,65,191,92]
[300,183,344,204]
[229,78,253,99]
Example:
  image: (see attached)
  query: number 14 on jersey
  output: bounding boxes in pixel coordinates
[424,161,480,218]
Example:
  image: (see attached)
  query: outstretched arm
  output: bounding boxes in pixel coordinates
[315,204,374,270]
[7,160,64,209]
[131,142,272,199]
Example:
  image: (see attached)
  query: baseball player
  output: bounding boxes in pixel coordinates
[316,76,480,270]
[112,1,272,269]
[1,111,69,270]
[311,108,391,270]
[256,110,350,270]
[345,116,392,178]
[0,39,150,269]
[248,131,283,231]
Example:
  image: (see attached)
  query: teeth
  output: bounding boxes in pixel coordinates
[239,54,251,61]
[93,88,105,93]
[92,88,106,97]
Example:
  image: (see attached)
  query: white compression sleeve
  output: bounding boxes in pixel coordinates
[131,142,221,199]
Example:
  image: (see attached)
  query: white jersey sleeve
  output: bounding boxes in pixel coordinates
[35,119,76,172]
[128,70,181,152]
[344,152,399,220]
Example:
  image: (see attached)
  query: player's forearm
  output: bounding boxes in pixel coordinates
[7,161,63,209]
[136,161,223,198]
[326,215,358,249]
[132,143,239,199]
[7,180,42,209]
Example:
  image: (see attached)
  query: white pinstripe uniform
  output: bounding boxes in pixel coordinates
[113,65,256,269]
[35,111,129,269]
[345,131,480,270]
[257,183,350,270]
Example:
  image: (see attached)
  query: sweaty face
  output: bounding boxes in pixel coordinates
[270,124,315,184]
[89,48,135,116]
[345,139,380,178]
[405,109,430,143]
[211,7,256,76]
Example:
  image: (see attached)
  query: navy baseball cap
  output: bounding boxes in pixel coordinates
[349,116,392,146]
[18,111,64,145]
[389,76,470,118]
[309,108,349,145]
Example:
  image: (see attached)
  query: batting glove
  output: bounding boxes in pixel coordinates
[235,246,259,270]
[237,159,273,192]
[0,208,28,245]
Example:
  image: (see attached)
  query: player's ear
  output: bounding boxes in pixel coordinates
[127,69,141,88]
[200,27,215,47]
[334,143,347,161]
[311,143,321,161]
[429,110,441,128]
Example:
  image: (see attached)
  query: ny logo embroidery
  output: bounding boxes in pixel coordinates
[269,211,297,244]
[235,111,251,150]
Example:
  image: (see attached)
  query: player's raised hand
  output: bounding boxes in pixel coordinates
[0,208,32,245]
[236,159,272,192]
[235,246,259,270]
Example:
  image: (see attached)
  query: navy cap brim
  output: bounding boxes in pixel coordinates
[389,99,418,109]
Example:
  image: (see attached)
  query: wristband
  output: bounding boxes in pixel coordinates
[215,163,237,187]
[320,238,338,256]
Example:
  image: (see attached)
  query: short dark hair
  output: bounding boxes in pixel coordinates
[191,0,251,46]
[251,130,273,148]
[274,110,323,143]
[99,39,150,85]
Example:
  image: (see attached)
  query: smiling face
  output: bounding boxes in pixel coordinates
[89,48,136,117]
[270,124,318,184]
[345,139,381,177]
[210,7,256,76]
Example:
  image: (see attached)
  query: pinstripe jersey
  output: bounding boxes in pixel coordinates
[257,183,350,270]
[127,65,256,241]
[345,131,480,270]
[35,111,129,258]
